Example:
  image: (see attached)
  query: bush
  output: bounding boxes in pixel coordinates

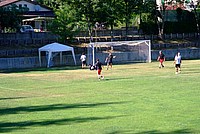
[140,21,158,34]
[164,21,197,34]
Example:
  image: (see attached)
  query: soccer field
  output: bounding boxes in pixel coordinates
[0,60,199,134]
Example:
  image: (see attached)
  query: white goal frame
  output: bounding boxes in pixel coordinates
[88,40,151,65]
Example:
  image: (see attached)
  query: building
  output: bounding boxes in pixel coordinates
[0,0,54,31]
[155,0,199,10]
[153,0,199,22]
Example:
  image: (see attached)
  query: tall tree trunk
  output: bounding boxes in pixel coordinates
[194,8,200,36]
[111,23,114,42]
[87,18,93,43]
[156,4,165,40]
[125,1,128,40]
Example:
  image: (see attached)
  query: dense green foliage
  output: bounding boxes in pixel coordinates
[36,0,200,39]
[47,5,80,43]
[140,8,200,34]
[0,60,200,133]
[1,0,200,40]
[0,5,28,32]
[164,9,197,33]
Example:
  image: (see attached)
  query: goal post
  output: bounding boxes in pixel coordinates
[87,40,151,65]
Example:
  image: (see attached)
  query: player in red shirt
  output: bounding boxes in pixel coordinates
[157,51,165,68]
[95,59,104,80]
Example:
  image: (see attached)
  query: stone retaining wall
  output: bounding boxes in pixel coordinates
[0,32,199,45]
[1,42,200,58]
[152,48,200,61]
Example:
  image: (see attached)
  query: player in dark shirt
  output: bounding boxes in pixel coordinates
[157,51,165,68]
[105,53,116,70]
[95,59,104,80]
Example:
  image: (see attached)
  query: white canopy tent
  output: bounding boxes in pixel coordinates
[39,42,76,68]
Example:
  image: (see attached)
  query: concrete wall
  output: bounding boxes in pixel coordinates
[0,48,200,69]
[0,55,81,69]
[152,48,200,61]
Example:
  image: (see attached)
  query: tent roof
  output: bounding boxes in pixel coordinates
[39,42,73,52]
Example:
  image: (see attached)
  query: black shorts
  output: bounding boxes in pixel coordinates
[82,61,86,64]
[107,61,112,65]
[175,64,181,68]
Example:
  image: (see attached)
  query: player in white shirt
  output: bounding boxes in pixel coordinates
[174,52,181,74]
[80,52,87,69]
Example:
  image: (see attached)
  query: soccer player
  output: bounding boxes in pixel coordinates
[157,51,165,68]
[174,52,182,74]
[95,59,104,80]
[105,52,116,70]
[80,52,87,69]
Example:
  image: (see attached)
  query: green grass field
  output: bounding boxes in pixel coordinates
[0,60,199,134]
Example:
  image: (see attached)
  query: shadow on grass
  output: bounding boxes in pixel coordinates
[0,97,28,100]
[0,66,82,74]
[104,77,134,81]
[0,101,129,116]
[108,129,193,134]
[183,69,200,75]
[0,115,123,133]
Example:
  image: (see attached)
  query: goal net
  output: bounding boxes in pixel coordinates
[87,40,151,65]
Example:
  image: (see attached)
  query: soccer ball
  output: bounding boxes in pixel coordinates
[91,66,94,70]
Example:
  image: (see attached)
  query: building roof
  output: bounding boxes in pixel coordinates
[0,0,54,17]
[0,0,18,7]
[0,0,52,10]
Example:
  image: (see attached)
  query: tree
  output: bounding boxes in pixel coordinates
[95,0,124,40]
[192,4,200,35]
[36,0,63,9]
[123,0,140,39]
[154,0,188,39]
[0,4,28,32]
[67,0,99,42]
[48,4,80,43]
